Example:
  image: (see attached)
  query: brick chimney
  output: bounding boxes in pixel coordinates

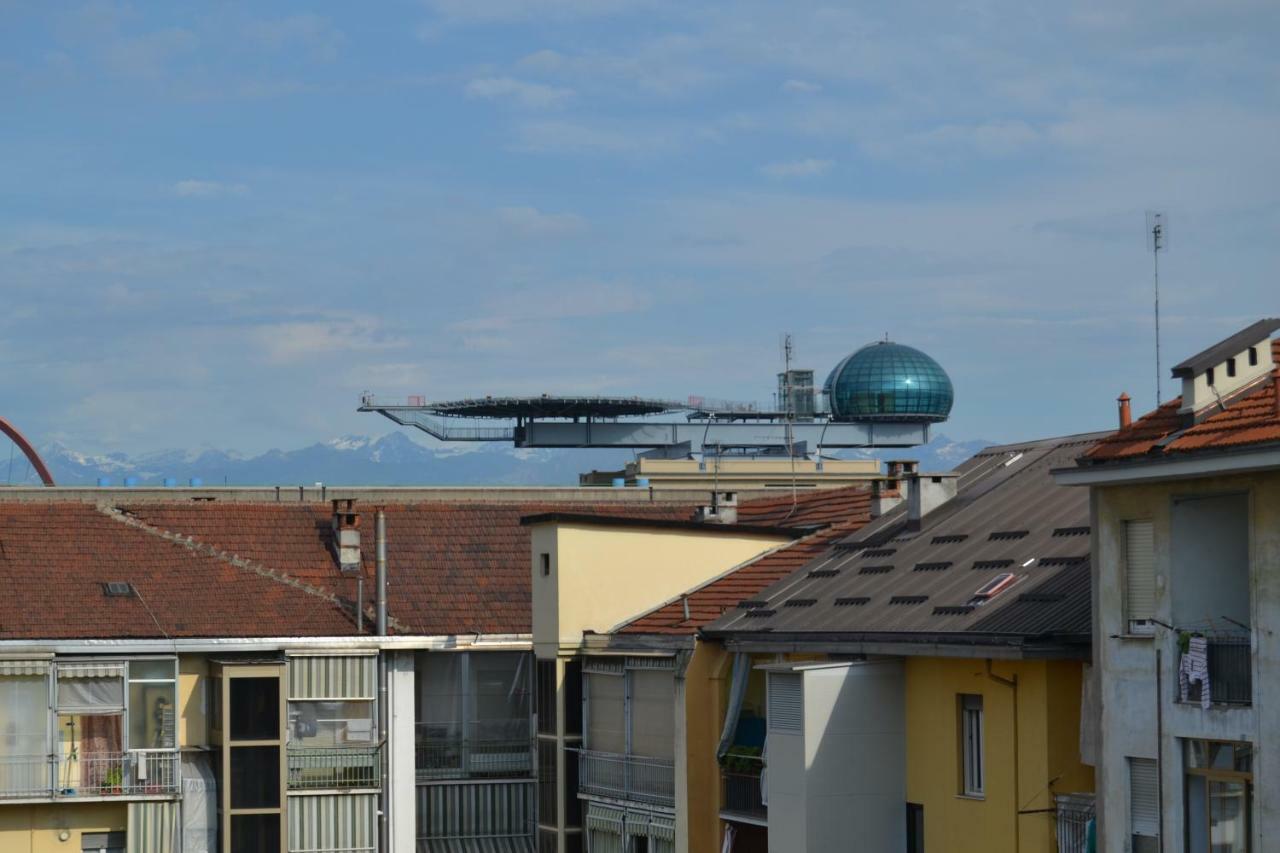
[1117,392,1132,430]
[907,472,959,529]
[870,478,905,518]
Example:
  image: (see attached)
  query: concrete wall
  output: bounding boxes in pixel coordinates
[0,803,127,853]
[530,522,788,657]
[904,658,1093,853]
[179,654,209,748]
[1092,470,1280,852]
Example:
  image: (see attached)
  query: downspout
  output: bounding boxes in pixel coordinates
[376,510,390,853]
[986,660,1020,853]
[1155,647,1164,853]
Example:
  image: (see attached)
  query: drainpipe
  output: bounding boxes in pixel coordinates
[986,660,1020,853]
[376,510,390,853]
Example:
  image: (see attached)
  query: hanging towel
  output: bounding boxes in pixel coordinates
[1178,635,1211,709]
[721,823,736,853]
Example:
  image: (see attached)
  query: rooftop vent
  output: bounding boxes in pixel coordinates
[834,596,870,606]
[696,491,739,524]
[102,582,134,597]
[972,559,1015,570]
[743,609,776,618]
[933,605,975,616]
[889,595,928,605]
[989,530,1029,541]
[859,564,894,575]
[931,534,968,545]
[862,548,896,558]
[913,561,953,572]
[1052,526,1091,538]
[784,598,817,608]
[807,568,840,578]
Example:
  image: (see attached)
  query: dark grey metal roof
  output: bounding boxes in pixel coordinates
[1170,318,1280,378]
[703,432,1110,649]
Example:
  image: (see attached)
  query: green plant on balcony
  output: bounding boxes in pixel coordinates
[721,745,761,774]
[102,766,123,794]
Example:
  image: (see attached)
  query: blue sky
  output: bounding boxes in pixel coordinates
[2,0,1278,455]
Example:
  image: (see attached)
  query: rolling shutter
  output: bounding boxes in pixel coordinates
[767,673,802,733]
[287,655,376,700]
[1124,521,1156,629]
[1128,757,1159,837]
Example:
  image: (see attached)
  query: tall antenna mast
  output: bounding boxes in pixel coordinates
[781,334,795,454]
[1146,211,1168,408]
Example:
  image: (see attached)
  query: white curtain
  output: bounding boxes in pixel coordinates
[57,675,124,714]
[716,653,750,760]
[0,675,49,794]
[181,752,216,853]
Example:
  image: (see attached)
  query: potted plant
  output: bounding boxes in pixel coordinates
[102,766,124,794]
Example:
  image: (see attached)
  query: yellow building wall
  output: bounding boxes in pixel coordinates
[905,658,1093,853]
[684,641,731,853]
[179,654,209,748]
[0,802,127,853]
[530,523,789,656]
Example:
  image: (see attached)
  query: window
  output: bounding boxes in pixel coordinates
[1248,347,1258,367]
[230,678,279,741]
[1124,520,1157,633]
[1226,357,1237,378]
[906,803,924,853]
[0,667,51,795]
[1207,367,1216,386]
[960,694,983,797]
[540,553,551,577]
[585,672,625,754]
[81,832,126,853]
[288,655,377,749]
[1185,740,1252,853]
[128,659,176,750]
[1128,757,1159,853]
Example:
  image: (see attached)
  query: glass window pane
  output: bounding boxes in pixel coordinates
[471,652,530,741]
[230,813,280,853]
[129,659,175,681]
[288,700,375,747]
[0,675,50,757]
[230,746,280,808]
[586,674,624,754]
[57,676,124,712]
[229,678,279,741]
[1208,780,1249,853]
[129,682,175,749]
[415,653,463,741]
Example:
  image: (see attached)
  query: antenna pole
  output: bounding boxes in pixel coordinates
[1150,214,1164,408]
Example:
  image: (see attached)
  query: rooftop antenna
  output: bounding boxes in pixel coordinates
[1146,211,1168,408]
[780,333,799,514]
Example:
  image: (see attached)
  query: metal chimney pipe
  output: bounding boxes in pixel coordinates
[376,510,388,637]
[1117,392,1132,429]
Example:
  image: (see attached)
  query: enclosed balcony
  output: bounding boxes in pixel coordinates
[287,745,382,790]
[1175,632,1252,707]
[577,749,675,807]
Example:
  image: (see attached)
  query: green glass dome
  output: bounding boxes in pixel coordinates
[823,341,954,422]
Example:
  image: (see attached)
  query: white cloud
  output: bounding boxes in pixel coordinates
[251,316,407,365]
[760,158,833,178]
[781,78,822,94]
[907,119,1041,157]
[465,76,574,109]
[171,180,249,198]
[496,206,587,237]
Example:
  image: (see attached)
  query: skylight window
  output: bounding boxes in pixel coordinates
[102,582,134,597]
[969,573,1017,605]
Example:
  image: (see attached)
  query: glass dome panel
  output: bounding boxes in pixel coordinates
[824,342,954,422]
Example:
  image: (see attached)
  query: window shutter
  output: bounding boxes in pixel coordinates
[1128,757,1159,837]
[768,673,803,733]
[1125,521,1156,628]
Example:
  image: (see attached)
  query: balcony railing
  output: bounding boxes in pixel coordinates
[1176,633,1252,707]
[1055,793,1095,853]
[287,746,382,790]
[577,750,674,807]
[720,758,766,822]
[58,752,179,797]
[0,755,56,799]
[416,738,534,781]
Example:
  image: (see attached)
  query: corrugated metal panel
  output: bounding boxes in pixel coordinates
[289,655,376,700]
[1124,520,1156,624]
[127,801,179,853]
[585,803,625,853]
[767,673,802,733]
[418,839,535,853]
[416,780,535,843]
[705,433,1107,644]
[288,792,377,853]
[1128,758,1159,837]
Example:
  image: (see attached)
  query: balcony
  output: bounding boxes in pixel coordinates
[1176,633,1252,707]
[416,737,534,782]
[56,752,179,798]
[0,755,56,799]
[577,750,674,808]
[720,757,766,824]
[287,746,382,791]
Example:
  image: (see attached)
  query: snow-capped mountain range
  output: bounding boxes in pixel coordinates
[19,433,991,487]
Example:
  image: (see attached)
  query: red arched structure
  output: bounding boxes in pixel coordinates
[0,417,55,486]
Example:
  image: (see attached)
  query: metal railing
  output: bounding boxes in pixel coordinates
[287,746,382,790]
[416,738,534,781]
[1055,793,1095,853]
[1176,632,1252,706]
[57,752,179,797]
[577,750,674,807]
[720,758,766,821]
[0,755,56,798]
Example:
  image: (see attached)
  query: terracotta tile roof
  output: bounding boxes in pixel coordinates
[1084,339,1280,462]
[120,502,694,637]
[0,503,356,639]
[617,487,874,635]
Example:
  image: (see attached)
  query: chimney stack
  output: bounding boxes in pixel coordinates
[1117,392,1132,430]
[870,478,905,518]
[697,491,739,524]
[907,472,959,529]
[331,499,362,574]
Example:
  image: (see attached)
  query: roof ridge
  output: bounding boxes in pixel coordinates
[96,504,409,633]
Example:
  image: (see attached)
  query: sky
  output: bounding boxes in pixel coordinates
[2,0,1278,455]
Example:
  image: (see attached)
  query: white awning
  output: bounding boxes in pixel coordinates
[0,659,49,676]
[57,662,126,679]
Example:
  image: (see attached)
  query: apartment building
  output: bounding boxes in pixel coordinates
[706,438,1099,853]
[0,489,706,853]
[1056,320,1280,852]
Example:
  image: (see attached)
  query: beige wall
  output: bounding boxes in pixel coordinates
[0,803,127,853]
[685,641,731,853]
[530,522,789,657]
[179,655,209,748]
